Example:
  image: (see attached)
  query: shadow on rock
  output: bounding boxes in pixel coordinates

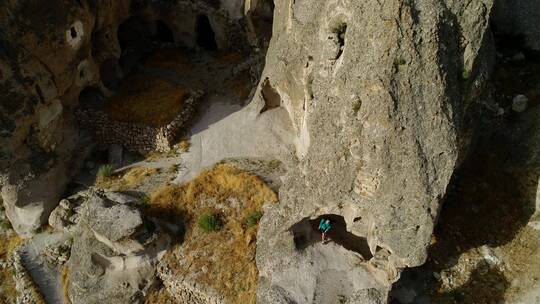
[122,190,187,245]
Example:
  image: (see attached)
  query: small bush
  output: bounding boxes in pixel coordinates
[97,164,114,179]
[198,212,222,233]
[462,69,471,80]
[245,211,263,228]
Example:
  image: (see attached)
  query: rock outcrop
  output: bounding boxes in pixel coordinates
[0,0,131,237]
[49,190,170,304]
[254,0,495,302]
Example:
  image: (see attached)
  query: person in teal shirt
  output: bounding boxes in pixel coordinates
[318,218,332,243]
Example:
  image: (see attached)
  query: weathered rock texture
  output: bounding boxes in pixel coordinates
[49,190,170,304]
[0,0,131,237]
[254,0,495,302]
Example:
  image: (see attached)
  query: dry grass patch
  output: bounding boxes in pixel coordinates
[0,234,22,303]
[105,72,188,127]
[61,265,71,304]
[95,166,157,191]
[148,164,278,304]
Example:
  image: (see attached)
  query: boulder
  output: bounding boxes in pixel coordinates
[512,94,529,113]
[2,161,68,237]
[48,190,170,304]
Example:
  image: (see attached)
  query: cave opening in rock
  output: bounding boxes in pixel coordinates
[196,15,218,51]
[78,87,105,110]
[330,23,347,60]
[117,16,154,72]
[260,78,281,113]
[152,20,174,44]
[289,214,373,259]
[70,26,77,39]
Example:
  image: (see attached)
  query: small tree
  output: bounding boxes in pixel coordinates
[198,212,222,233]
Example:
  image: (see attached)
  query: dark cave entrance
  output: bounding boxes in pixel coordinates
[260,78,282,113]
[70,26,78,39]
[117,16,154,72]
[117,17,176,72]
[78,87,105,110]
[152,20,174,44]
[289,214,373,259]
[196,15,218,51]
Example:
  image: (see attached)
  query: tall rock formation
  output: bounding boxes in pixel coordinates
[254,0,495,302]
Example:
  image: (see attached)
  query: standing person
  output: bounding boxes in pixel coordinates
[318,218,333,244]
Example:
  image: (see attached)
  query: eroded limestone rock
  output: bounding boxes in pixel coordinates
[48,190,170,304]
[255,0,495,302]
[0,0,130,237]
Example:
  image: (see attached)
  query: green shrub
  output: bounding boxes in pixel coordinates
[245,211,263,228]
[97,164,114,179]
[462,69,471,80]
[198,212,222,233]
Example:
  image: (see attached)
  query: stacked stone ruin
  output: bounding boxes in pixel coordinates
[76,90,203,154]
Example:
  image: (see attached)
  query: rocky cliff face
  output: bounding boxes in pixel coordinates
[1,0,539,303]
[255,0,494,302]
[0,0,132,237]
[0,0,259,237]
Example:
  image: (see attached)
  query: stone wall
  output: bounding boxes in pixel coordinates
[76,91,203,154]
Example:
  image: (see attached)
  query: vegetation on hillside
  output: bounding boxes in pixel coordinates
[147,164,278,304]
